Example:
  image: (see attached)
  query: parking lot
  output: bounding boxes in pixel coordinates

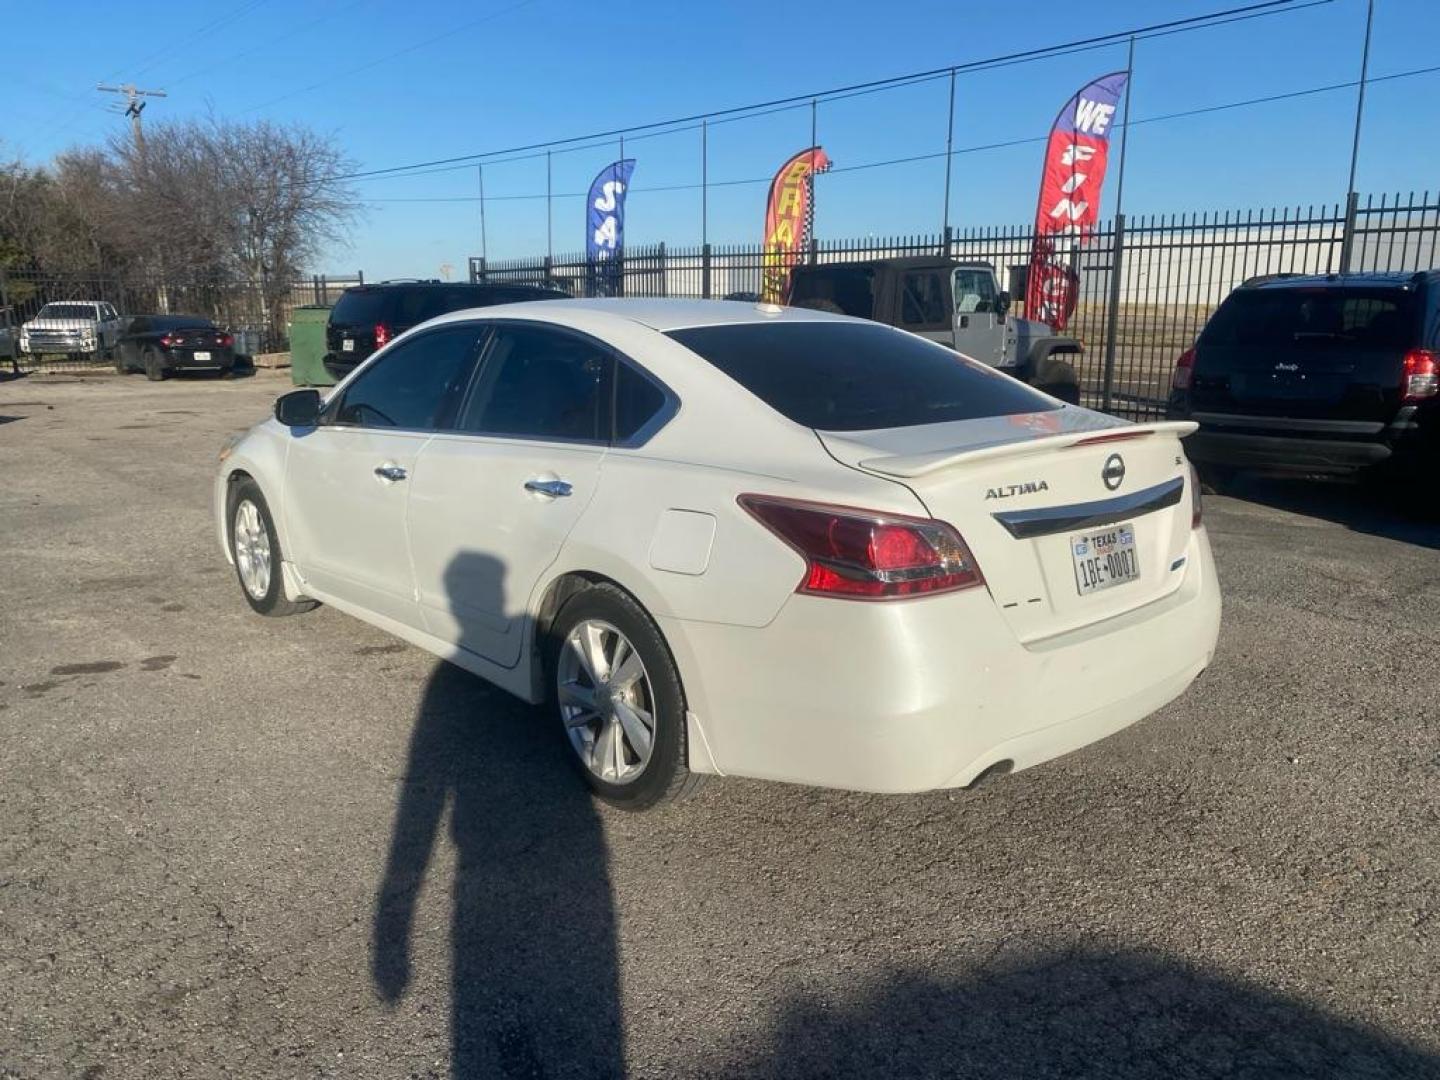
[1,369,1438,1079]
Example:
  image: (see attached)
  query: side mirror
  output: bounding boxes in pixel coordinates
[275,389,321,427]
[995,291,1012,316]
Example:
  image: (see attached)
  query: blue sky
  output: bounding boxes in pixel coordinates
[6,0,1436,277]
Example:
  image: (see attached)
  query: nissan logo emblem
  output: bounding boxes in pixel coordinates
[1101,453,1126,491]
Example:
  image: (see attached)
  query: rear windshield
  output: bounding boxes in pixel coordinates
[152,315,213,330]
[790,267,876,319]
[1201,288,1418,351]
[37,304,97,320]
[667,321,1059,431]
[332,286,564,328]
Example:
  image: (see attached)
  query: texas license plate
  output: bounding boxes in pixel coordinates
[1071,523,1140,595]
[342,339,355,352]
[194,350,211,362]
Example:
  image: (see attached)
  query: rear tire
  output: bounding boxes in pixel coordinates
[144,347,167,381]
[1033,351,1081,404]
[546,583,703,810]
[1196,463,1238,495]
[226,478,318,617]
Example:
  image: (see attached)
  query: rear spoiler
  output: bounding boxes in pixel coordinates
[859,421,1199,479]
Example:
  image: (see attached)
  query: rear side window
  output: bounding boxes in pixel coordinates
[331,289,395,327]
[901,272,948,327]
[614,362,666,441]
[668,321,1059,431]
[1201,288,1417,350]
[457,326,609,441]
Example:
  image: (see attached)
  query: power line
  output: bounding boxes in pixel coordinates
[363,61,1440,207]
[237,0,543,114]
[310,0,1323,189]
[165,0,370,89]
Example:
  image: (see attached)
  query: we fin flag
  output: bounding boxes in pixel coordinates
[760,146,831,304]
[1026,72,1128,328]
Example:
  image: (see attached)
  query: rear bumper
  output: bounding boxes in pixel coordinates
[322,353,363,380]
[663,527,1221,794]
[1186,430,1391,474]
[166,348,234,370]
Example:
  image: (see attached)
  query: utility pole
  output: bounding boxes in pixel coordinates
[942,69,956,248]
[97,83,167,154]
[1345,0,1375,201]
[477,163,488,261]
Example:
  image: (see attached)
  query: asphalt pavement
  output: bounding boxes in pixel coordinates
[1,370,1437,1079]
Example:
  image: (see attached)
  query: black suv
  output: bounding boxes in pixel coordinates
[1168,271,1439,485]
[324,280,567,379]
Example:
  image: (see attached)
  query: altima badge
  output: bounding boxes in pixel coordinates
[984,481,1049,500]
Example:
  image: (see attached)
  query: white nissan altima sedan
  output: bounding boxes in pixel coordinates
[215,299,1221,809]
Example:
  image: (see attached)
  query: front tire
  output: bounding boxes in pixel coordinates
[547,584,700,810]
[226,478,317,617]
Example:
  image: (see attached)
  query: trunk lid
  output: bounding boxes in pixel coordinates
[820,412,1197,643]
[1190,285,1417,422]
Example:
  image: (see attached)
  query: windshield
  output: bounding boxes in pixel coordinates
[667,321,1058,431]
[36,304,97,320]
[1201,288,1417,351]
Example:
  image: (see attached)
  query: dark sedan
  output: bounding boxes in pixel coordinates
[115,315,236,380]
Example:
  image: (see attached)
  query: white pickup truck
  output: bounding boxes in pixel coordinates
[20,301,124,361]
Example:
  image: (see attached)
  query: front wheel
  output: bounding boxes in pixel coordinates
[548,584,701,810]
[227,478,317,617]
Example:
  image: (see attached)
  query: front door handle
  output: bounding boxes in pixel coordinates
[374,463,408,482]
[524,478,572,498]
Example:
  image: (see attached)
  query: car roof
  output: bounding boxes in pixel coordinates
[426,297,855,333]
[342,281,559,292]
[1244,270,1436,290]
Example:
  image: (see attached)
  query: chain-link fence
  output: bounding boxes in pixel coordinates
[472,190,1440,419]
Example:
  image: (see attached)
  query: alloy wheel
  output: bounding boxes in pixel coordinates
[233,500,272,600]
[556,619,657,785]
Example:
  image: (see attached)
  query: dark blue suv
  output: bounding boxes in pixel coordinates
[1168,271,1439,487]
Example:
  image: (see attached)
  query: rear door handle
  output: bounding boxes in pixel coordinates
[374,463,408,482]
[524,478,572,498]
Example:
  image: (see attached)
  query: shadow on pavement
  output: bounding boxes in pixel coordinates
[1219,472,1440,550]
[705,944,1439,1079]
[372,551,622,1079]
[372,661,622,1079]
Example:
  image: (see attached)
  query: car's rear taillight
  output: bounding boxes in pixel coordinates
[160,334,177,347]
[374,323,391,347]
[739,494,984,600]
[217,333,234,347]
[1172,347,1196,391]
[1187,462,1203,528]
[1402,349,1438,402]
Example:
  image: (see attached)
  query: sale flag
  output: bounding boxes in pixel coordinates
[587,159,636,296]
[760,146,831,304]
[1025,72,1128,329]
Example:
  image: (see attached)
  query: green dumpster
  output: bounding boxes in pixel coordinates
[289,304,334,386]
